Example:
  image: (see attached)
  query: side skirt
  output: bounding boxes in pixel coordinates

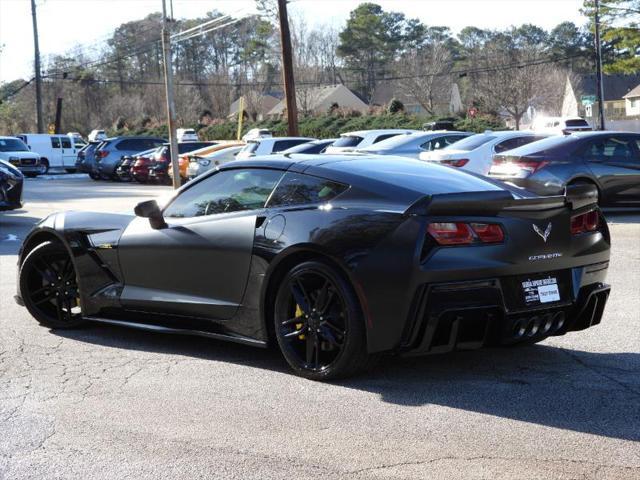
[84,316,269,348]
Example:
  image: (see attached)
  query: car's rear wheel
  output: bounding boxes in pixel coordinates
[89,171,100,180]
[274,260,373,380]
[19,241,85,329]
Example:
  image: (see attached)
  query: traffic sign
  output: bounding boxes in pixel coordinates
[581,95,596,106]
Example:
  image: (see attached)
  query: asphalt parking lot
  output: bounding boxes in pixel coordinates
[1,176,639,479]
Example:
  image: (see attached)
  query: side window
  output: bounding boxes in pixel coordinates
[115,139,132,151]
[51,137,61,148]
[494,137,523,153]
[61,137,72,149]
[267,172,349,208]
[582,137,636,162]
[164,169,283,218]
[421,138,444,151]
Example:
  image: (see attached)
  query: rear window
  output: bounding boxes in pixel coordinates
[501,136,579,157]
[177,142,212,154]
[565,119,590,127]
[445,134,496,151]
[267,173,348,207]
[372,133,401,144]
[273,139,309,152]
[117,138,165,151]
[332,135,363,148]
[282,141,330,154]
[51,137,61,148]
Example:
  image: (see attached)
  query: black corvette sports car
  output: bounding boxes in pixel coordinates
[15,155,611,379]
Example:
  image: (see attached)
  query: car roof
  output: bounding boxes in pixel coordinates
[340,129,421,137]
[569,130,639,137]
[247,136,314,143]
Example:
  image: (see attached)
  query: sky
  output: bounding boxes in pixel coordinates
[0,0,587,83]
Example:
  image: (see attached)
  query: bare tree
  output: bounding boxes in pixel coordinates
[396,43,453,115]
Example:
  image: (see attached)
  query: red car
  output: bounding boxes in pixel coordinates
[147,142,215,185]
[130,148,161,183]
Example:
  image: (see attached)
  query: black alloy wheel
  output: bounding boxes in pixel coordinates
[274,260,373,380]
[19,241,85,329]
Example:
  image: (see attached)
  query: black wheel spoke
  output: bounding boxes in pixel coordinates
[305,334,315,365]
[283,327,305,339]
[281,316,302,326]
[319,325,343,347]
[323,319,345,336]
[33,291,57,306]
[291,279,311,315]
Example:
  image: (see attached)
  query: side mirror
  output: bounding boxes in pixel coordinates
[134,199,167,229]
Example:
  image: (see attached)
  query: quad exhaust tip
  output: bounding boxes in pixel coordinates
[512,311,566,340]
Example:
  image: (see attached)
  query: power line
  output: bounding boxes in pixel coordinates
[41,51,590,89]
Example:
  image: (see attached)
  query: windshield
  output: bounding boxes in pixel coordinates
[332,136,363,148]
[0,138,29,152]
[445,134,496,151]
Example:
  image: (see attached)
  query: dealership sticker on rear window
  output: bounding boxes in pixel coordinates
[522,277,561,304]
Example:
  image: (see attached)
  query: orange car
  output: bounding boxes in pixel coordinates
[169,141,245,181]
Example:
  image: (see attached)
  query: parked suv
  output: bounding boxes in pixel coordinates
[489,131,640,207]
[93,136,166,179]
[0,136,41,177]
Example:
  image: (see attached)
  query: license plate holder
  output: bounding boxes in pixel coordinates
[522,276,561,306]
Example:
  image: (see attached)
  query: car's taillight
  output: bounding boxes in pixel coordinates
[490,158,548,177]
[96,150,108,158]
[427,222,504,246]
[441,158,469,167]
[570,210,600,235]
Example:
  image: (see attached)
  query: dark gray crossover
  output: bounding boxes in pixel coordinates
[489,131,640,207]
[15,155,610,380]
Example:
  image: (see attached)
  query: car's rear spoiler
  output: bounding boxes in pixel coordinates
[404,183,598,216]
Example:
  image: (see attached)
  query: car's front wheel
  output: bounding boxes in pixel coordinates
[274,260,374,380]
[19,241,85,329]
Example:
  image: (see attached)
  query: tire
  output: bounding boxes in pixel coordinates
[39,159,49,175]
[65,168,77,174]
[89,172,100,180]
[273,260,375,380]
[25,173,38,178]
[19,241,86,329]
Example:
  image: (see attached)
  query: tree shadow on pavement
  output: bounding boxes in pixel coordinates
[340,343,640,442]
[52,322,640,442]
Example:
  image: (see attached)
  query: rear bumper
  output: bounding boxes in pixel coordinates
[400,265,610,355]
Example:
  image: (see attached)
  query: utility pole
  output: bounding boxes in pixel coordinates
[277,0,299,136]
[594,0,606,130]
[30,0,44,133]
[161,0,181,189]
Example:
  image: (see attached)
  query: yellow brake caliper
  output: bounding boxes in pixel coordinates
[295,304,305,340]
